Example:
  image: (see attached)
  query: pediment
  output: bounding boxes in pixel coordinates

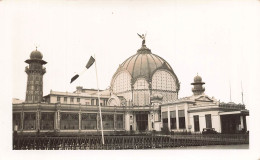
[195,96,213,102]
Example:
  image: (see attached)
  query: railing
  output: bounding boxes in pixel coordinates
[13,134,249,150]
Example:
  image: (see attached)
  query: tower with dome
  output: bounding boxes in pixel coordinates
[12,38,249,135]
[25,48,47,103]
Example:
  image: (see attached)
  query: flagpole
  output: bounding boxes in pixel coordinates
[241,81,244,105]
[94,54,105,145]
[229,81,232,102]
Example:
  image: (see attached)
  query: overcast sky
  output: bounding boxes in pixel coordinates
[5,0,260,109]
[1,0,260,159]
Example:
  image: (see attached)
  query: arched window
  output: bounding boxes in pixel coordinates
[152,70,177,101]
[133,78,149,106]
[112,71,131,94]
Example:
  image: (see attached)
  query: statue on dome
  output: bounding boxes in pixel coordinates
[137,33,146,46]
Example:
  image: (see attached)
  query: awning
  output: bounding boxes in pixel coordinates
[219,110,249,116]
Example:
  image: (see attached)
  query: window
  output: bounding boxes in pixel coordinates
[96,99,99,106]
[205,114,212,128]
[81,113,97,130]
[85,102,89,105]
[178,110,186,129]
[162,112,168,129]
[60,113,79,130]
[102,114,114,130]
[77,98,80,103]
[64,97,67,102]
[170,111,176,129]
[91,99,94,105]
[116,114,123,129]
[23,112,36,130]
[40,112,54,130]
[194,115,200,132]
[57,97,60,102]
[70,97,74,103]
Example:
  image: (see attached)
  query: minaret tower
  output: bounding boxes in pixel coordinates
[25,48,47,103]
[191,74,205,96]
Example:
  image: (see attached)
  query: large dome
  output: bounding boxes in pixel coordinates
[114,45,177,84]
[109,44,180,106]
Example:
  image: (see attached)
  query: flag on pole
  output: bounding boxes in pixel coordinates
[86,56,95,69]
[70,74,79,83]
[70,56,95,83]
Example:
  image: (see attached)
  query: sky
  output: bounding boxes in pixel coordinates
[7,0,260,109]
[1,0,260,159]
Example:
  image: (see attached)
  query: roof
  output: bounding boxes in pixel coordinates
[113,45,178,84]
[45,90,110,98]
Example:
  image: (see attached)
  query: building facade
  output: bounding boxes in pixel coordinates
[13,42,249,134]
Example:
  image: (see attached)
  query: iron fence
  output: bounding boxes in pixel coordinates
[13,134,249,150]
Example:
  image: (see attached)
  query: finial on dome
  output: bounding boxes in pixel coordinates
[36,46,38,51]
[137,33,146,46]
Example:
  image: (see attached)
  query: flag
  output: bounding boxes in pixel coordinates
[70,74,79,83]
[70,56,95,84]
[86,56,95,69]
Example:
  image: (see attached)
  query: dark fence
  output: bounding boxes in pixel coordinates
[13,134,249,150]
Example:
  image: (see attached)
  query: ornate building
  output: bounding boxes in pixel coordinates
[12,40,249,134]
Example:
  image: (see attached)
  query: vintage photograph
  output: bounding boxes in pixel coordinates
[2,0,260,159]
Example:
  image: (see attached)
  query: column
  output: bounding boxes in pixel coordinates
[167,106,170,131]
[240,115,244,129]
[21,111,24,131]
[184,104,188,131]
[176,106,179,130]
[243,116,247,131]
[124,112,129,131]
[36,110,40,130]
[57,111,60,130]
[123,113,126,131]
[96,113,99,131]
[114,114,116,131]
[133,113,136,131]
[54,111,57,130]
[79,112,81,131]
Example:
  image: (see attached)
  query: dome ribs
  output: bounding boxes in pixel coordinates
[124,55,135,70]
[152,54,164,67]
[131,54,141,81]
[153,54,174,71]
[145,54,151,80]
[149,54,158,69]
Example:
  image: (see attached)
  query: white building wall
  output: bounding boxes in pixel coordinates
[50,96,57,103]
[154,122,161,131]
[189,111,221,133]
